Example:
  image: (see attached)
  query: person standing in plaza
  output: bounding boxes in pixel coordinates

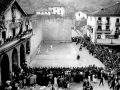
[99,76,104,86]
[50,44,53,51]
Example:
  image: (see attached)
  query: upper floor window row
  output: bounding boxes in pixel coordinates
[98,17,110,21]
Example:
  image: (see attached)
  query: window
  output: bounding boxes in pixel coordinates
[97,35,101,39]
[97,26,102,31]
[106,17,110,23]
[2,31,6,40]
[106,26,110,30]
[116,18,119,22]
[98,17,102,24]
[98,17,101,20]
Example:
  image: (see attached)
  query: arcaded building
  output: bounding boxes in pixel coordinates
[0,0,33,85]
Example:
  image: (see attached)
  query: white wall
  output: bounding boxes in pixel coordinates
[87,16,97,43]
[15,9,22,20]
[110,17,119,35]
[42,19,72,42]
[30,20,43,62]
[75,12,87,21]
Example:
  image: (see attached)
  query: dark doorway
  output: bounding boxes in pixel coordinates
[19,24,23,34]
[26,41,30,55]
[1,54,10,85]
[20,44,25,68]
[12,48,18,73]
[13,28,16,36]
[2,31,6,40]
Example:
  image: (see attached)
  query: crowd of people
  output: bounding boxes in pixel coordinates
[2,35,120,90]
[3,63,105,90]
[72,35,120,90]
[72,35,120,72]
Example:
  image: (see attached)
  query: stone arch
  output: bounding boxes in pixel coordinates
[20,44,25,68]
[1,53,10,84]
[12,48,18,73]
[26,40,30,55]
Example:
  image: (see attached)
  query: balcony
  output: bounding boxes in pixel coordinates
[0,29,33,48]
[97,20,102,25]
[96,29,112,34]
[115,22,120,27]
[105,22,110,26]
[97,20,110,26]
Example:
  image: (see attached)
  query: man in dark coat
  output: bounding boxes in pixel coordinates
[99,76,104,86]
[77,55,80,60]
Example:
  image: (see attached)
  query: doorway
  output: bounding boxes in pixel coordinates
[1,54,10,84]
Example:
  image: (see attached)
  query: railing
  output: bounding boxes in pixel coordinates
[0,29,33,48]
[96,29,112,34]
[97,20,110,25]
[115,22,120,27]
[97,20,102,25]
[105,22,110,25]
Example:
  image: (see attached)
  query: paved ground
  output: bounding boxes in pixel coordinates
[29,42,105,68]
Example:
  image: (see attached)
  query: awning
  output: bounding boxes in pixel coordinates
[9,22,21,29]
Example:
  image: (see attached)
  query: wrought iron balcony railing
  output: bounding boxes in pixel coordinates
[97,20,110,25]
[96,29,112,34]
[115,22,120,27]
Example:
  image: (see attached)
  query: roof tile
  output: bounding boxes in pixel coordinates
[89,2,120,16]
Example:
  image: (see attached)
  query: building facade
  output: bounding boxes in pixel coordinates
[75,10,88,21]
[48,4,65,16]
[86,2,120,43]
[0,0,33,85]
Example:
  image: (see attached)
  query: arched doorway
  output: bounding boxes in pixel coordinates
[12,48,18,73]
[1,54,10,84]
[26,41,30,55]
[20,44,25,68]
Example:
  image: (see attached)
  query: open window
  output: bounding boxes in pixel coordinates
[106,26,110,31]
[116,18,119,22]
[97,34,101,39]
[97,26,102,31]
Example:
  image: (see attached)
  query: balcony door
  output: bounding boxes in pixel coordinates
[13,28,16,36]
[2,31,6,40]
[106,17,110,23]
[116,18,119,23]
